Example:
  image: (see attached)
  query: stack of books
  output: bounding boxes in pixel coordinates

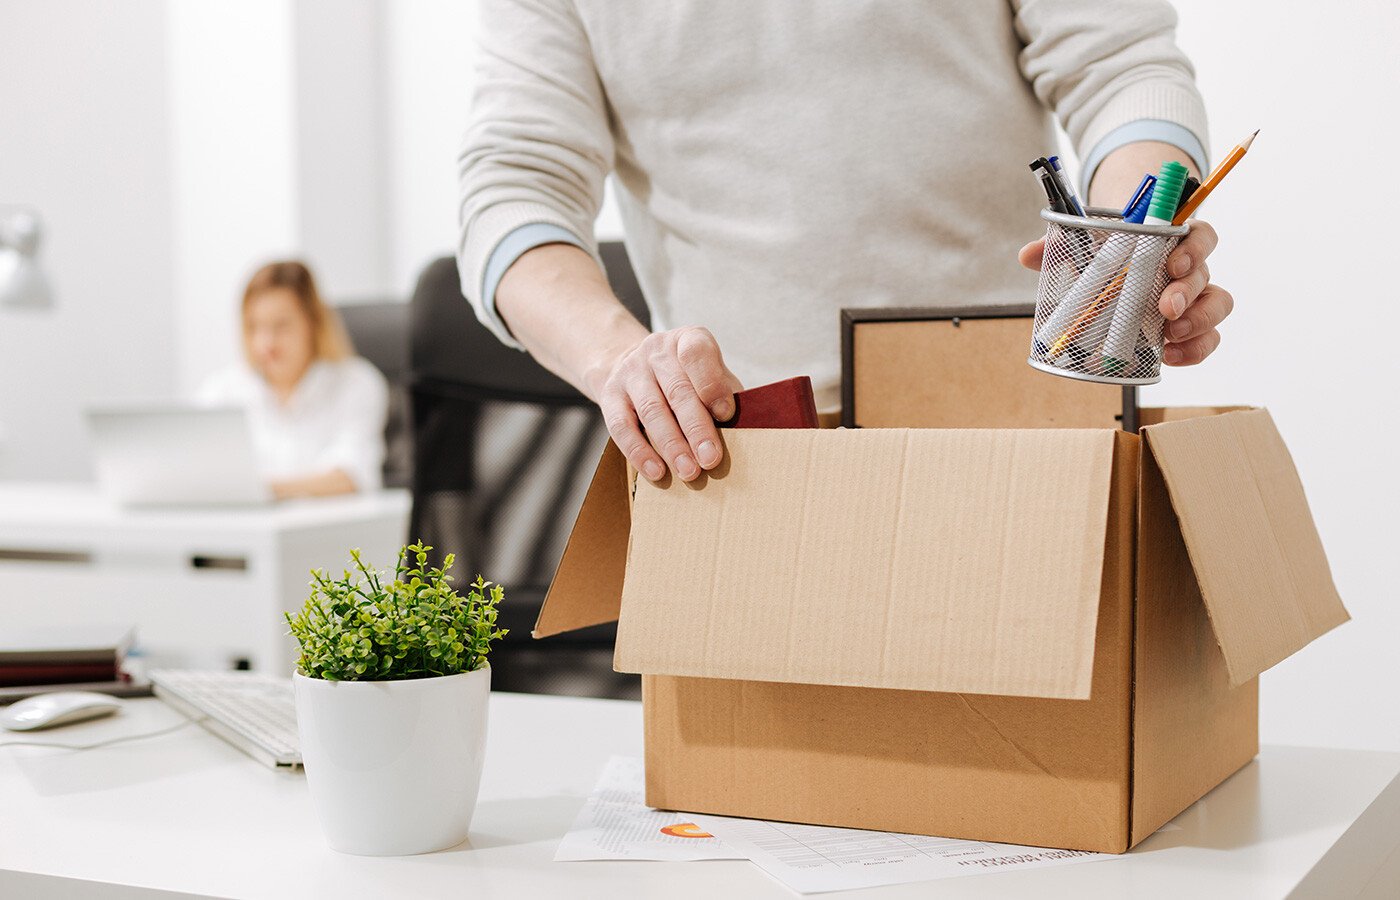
[0,625,148,702]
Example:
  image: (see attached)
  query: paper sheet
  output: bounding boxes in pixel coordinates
[690,814,1109,894]
[554,756,743,861]
[557,756,1115,892]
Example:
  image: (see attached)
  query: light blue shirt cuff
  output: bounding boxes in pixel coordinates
[1079,119,1209,199]
[481,223,588,335]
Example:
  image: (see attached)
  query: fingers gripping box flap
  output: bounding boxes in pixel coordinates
[612,428,1118,700]
[535,377,818,639]
[1141,408,1349,685]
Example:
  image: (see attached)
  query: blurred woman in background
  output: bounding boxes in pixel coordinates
[198,260,388,499]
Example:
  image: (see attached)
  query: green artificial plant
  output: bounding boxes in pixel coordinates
[286,542,506,681]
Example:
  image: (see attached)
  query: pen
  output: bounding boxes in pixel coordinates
[1102,160,1190,374]
[1172,130,1258,225]
[1030,158,1070,214]
[1048,156,1086,217]
[1175,176,1201,215]
[1030,158,1094,274]
[1036,156,1099,272]
[1121,174,1157,224]
[1032,164,1068,214]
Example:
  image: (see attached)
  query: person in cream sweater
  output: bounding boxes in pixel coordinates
[459,0,1232,484]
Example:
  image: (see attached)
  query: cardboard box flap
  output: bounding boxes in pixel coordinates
[533,441,631,638]
[613,428,1118,699]
[1142,409,1349,684]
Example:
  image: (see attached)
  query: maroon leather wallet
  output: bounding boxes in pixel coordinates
[719,376,819,429]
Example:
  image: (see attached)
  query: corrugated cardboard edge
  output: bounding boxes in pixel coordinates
[1137,405,1251,427]
[532,440,631,638]
[1105,429,1142,852]
[1140,408,1349,685]
[1129,432,1259,845]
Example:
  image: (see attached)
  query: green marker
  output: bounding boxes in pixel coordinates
[1101,161,1189,376]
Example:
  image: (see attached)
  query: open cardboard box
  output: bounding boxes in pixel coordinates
[534,407,1348,852]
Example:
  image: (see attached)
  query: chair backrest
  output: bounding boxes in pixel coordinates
[407,242,649,618]
[338,300,412,489]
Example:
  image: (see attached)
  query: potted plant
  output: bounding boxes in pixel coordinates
[285,542,506,856]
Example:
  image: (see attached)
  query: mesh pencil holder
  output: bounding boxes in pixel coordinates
[1028,207,1190,385]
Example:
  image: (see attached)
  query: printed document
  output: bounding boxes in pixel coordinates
[691,814,1108,894]
[558,756,1114,892]
[554,756,742,861]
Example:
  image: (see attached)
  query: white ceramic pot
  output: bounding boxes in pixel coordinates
[292,666,490,856]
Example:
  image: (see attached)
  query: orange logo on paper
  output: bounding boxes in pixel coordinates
[659,823,713,839]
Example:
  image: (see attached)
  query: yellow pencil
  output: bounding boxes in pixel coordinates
[1172,130,1258,225]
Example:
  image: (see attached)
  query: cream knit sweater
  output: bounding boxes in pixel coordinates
[459,0,1209,411]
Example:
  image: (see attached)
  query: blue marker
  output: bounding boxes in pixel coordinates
[1120,174,1156,224]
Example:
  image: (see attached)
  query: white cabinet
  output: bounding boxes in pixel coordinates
[0,484,410,673]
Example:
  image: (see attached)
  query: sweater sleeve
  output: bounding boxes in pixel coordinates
[1012,0,1210,185]
[457,0,613,350]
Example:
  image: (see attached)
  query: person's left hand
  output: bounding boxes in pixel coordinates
[1017,219,1234,366]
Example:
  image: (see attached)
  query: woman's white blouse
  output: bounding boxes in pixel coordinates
[196,358,390,491]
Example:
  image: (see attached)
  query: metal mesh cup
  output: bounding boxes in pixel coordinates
[1028,207,1189,385]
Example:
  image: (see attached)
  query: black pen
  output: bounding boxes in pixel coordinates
[1031,157,1092,272]
[1175,176,1201,215]
[1048,156,1087,217]
[1030,158,1071,214]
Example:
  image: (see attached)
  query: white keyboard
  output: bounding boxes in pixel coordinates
[149,670,302,769]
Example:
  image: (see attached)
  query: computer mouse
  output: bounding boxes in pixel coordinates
[0,692,123,731]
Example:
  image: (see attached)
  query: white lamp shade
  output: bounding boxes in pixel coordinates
[0,211,53,309]
[0,248,53,308]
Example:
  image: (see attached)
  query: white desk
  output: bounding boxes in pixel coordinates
[0,483,410,673]
[0,693,1396,900]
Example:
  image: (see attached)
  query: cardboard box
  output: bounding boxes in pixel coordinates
[535,408,1348,852]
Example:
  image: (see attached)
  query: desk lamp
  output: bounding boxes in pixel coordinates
[0,210,54,309]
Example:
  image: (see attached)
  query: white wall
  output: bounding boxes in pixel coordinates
[292,0,391,301]
[2,0,410,469]
[167,0,300,396]
[380,0,624,298]
[382,0,476,296]
[0,0,176,480]
[168,0,393,395]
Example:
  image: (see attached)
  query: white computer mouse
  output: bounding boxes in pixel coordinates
[0,692,123,731]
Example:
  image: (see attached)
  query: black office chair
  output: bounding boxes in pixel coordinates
[338,301,413,490]
[407,243,649,700]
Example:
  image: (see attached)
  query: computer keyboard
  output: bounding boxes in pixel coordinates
[149,669,302,769]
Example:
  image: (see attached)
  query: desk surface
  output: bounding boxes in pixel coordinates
[1,693,1396,900]
[0,482,411,534]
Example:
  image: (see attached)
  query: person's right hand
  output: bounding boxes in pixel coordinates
[597,326,743,483]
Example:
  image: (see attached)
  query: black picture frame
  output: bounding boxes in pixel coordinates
[839,305,1139,432]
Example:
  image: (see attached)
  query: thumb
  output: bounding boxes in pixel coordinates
[1017,239,1045,271]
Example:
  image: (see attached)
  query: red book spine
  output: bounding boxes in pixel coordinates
[720,376,819,429]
